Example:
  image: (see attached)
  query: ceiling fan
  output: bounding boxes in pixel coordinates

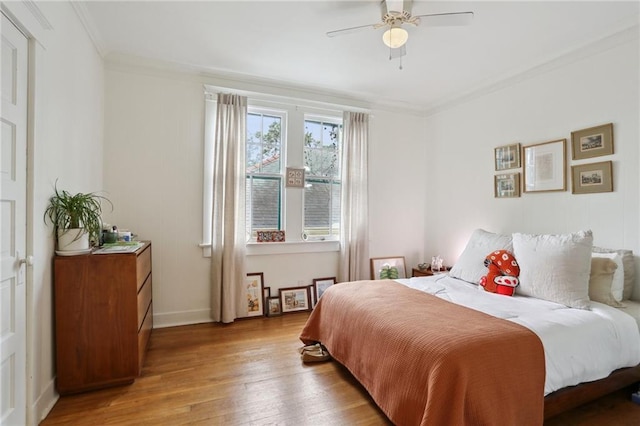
[327,0,473,67]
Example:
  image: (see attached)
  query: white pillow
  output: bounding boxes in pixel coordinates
[588,257,623,307]
[449,229,513,284]
[592,252,624,302]
[513,230,593,310]
[592,247,635,300]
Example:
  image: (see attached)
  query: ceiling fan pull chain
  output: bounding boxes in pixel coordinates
[399,55,403,71]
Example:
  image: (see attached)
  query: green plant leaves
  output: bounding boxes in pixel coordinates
[43,181,113,246]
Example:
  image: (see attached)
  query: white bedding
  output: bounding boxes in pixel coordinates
[395,274,640,395]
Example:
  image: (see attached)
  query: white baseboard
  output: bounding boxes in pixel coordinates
[31,378,58,425]
[153,309,213,328]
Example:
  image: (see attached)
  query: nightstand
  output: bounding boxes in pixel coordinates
[412,267,449,277]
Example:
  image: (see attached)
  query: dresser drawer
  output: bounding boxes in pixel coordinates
[137,302,153,372]
[137,275,152,331]
[136,244,151,292]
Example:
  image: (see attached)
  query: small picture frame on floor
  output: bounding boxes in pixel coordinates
[244,272,265,317]
[279,286,311,313]
[267,297,281,316]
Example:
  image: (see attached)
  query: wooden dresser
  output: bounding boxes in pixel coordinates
[53,241,153,395]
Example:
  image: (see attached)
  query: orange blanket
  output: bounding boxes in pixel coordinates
[300,280,545,425]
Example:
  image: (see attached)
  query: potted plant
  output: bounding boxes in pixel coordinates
[44,182,113,252]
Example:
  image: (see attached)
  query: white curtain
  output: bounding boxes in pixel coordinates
[211,93,247,323]
[338,111,369,282]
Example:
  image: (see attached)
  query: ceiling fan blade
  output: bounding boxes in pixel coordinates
[412,11,474,27]
[326,23,378,38]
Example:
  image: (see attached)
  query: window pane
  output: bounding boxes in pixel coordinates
[246,176,281,232]
[247,112,282,173]
[304,179,340,237]
[304,119,341,178]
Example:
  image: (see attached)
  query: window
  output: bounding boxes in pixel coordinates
[303,117,342,239]
[245,105,342,241]
[202,89,357,256]
[246,110,284,235]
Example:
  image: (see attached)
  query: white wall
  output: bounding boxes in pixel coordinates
[368,108,427,269]
[3,1,105,423]
[423,34,640,297]
[103,59,426,326]
[103,67,211,326]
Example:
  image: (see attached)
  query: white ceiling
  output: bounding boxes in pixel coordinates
[79,1,639,112]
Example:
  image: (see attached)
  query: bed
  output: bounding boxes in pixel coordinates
[300,229,640,425]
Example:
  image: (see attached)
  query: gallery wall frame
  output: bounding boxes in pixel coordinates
[494,143,521,171]
[571,161,613,194]
[494,173,521,198]
[523,139,566,193]
[370,256,407,280]
[571,123,613,160]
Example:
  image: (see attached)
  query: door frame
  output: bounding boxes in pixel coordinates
[1,4,42,425]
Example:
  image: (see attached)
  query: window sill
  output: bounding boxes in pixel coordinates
[247,240,340,256]
[199,240,340,257]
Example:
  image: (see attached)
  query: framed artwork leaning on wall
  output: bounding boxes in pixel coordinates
[370,257,407,280]
[244,272,265,317]
[280,286,311,313]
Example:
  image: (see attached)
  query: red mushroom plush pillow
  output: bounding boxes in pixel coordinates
[479,250,520,296]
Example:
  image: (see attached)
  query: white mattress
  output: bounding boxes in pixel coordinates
[395,275,640,395]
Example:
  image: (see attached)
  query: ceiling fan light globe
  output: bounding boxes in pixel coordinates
[382,27,408,48]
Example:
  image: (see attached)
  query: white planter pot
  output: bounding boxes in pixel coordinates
[57,228,90,251]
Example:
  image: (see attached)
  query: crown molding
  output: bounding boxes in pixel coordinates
[104,52,427,117]
[104,52,378,110]
[22,0,52,30]
[1,0,50,44]
[70,1,107,57]
[423,21,639,117]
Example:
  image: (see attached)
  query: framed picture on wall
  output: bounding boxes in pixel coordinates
[494,143,521,171]
[571,123,613,160]
[285,167,305,188]
[571,161,613,194]
[523,139,566,193]
[494,173,520,198]
[244,272,265,317]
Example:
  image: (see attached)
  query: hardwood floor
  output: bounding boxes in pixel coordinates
[42,313,640,425]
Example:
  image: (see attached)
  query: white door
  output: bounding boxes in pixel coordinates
[1,12,28,426]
